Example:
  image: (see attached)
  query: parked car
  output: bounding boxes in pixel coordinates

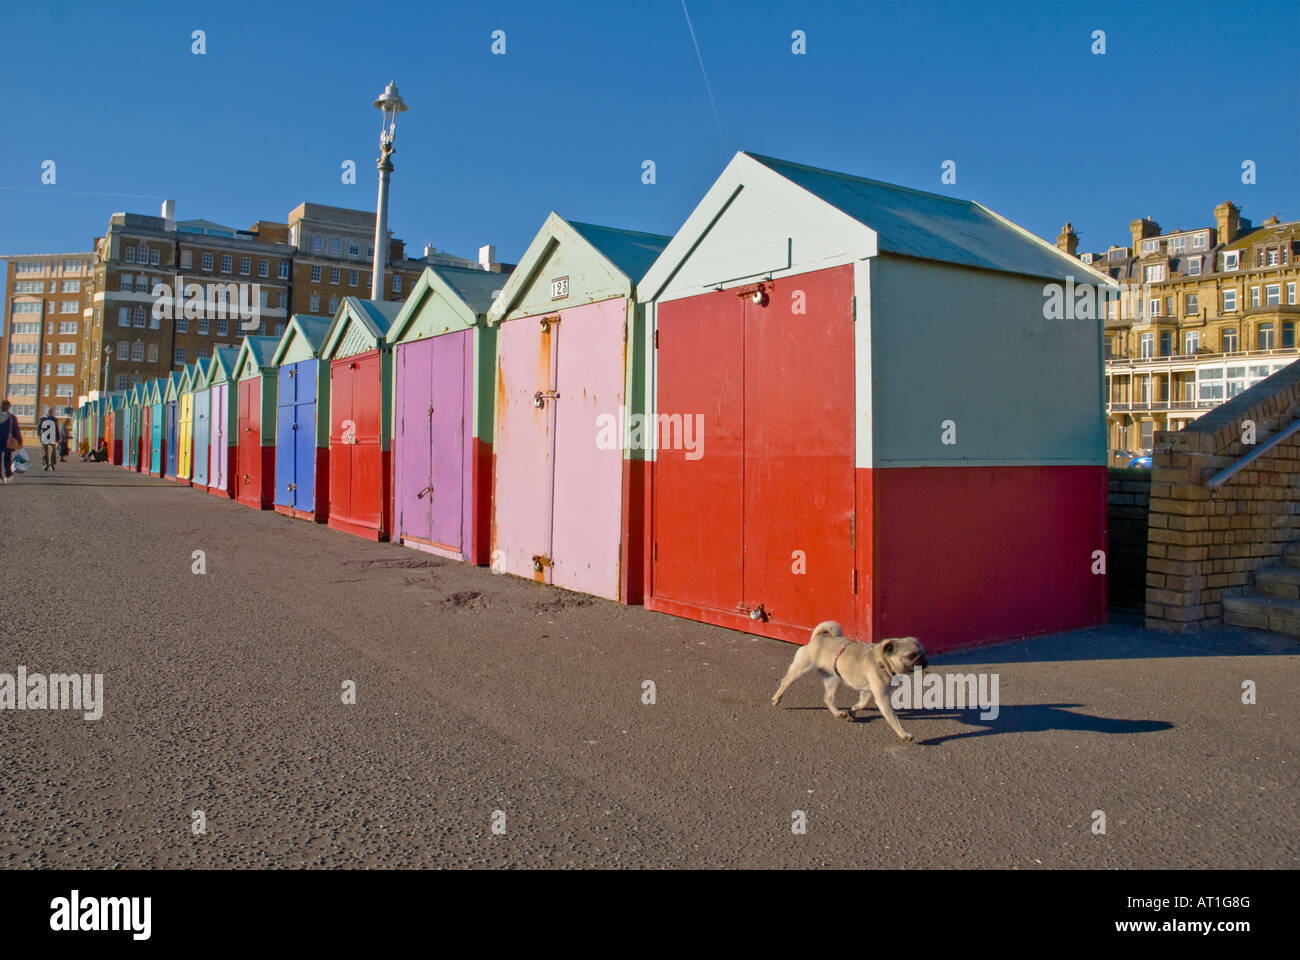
[1129,454,1152,469]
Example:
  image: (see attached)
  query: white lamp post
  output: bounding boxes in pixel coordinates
[370,81,407,301]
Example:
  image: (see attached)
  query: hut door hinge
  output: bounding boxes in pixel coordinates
[532,554,553,572]
[852,569,858,594]
[654,329,659,348]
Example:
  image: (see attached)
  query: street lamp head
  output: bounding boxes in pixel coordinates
[374,81,407,148]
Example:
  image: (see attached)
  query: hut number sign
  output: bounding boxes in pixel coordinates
[550,276,569,300]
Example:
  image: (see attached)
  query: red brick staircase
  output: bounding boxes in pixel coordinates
[1223,542,1300,637]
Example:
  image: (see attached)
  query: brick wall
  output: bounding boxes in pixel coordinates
[1107,468,1150,610]
[1146,359,1300,631]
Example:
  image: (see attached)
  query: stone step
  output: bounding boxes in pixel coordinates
[1222,594,1300,637]
[1285,542,1300,570]
[1255,565,1300,600]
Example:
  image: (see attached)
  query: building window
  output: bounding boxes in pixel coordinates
[176,316,189,334]
[217,317,228,336]
[147,343,159,363]
[57,342,76,355]
[1223,251,1239,270]
[151,249,161,266]
[330,237,341,254]
[201,252,214,271]
[238,257,250,275]
[120,275,133,292]
[309,293,320,312]
[1140,333,1154,358]
[1284,322,1296,349]
[1141,239,1159,255]
[220,255,232,273]
[1159,331,1173,356]
[1184,331,1199,355]
[1103,338,1112,359]
[174,347,187,364]
[1143,264,1165,283]
[1289,282,1297,305]
[311,235,323,253]
[181,249,193,269]
[259,289,269,309]
[1222,328,1238,353]
[1191,232,1208,250]
[1257,323,1275,350]
[278,261,289,280]
[1186,256,1202,276]
[117,307,130,327]
[133,305,147,327]
[259,259,269,278]
[56,363,75,376]
[349,270,358,286]
[12,301,41,315]
[115,374,126,390]
[1250,286,1261,307]
[1223,289,1237,312]
[330,268,341,284]
[61,280,81,293]
[197,348,209,362]
[1265,249,1278,267]
[349,240,360,257]
[124,247,136,263]
[198,317,210,335]
[274,323,285,336]
[59,300,78,314]
[310,265,322,282]
[58,321,78,334]
[328,295,339,313]
[1185,293,1198,315]
[1266,284,1281,306]
[1149,298,1160,316]
[278,292,288,308]
[117,341,129,361]
[392,275,402,294]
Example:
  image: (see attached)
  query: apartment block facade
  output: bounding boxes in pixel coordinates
[1,253,94,421]
[1060,201,1299,460]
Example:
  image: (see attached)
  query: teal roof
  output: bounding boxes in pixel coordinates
[428,265,509,315]
[344,297,403,337]
[291,315,333,352]
[213,345,240,372]
[568,220,671,283]
[745,152,1086,282]
[242,335,280,369]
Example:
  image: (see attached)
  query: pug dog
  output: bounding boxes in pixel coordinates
[771,621,928,741]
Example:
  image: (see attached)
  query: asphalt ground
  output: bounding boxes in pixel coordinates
[1,460,1296,868]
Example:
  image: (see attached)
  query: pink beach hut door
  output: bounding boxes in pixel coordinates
[396,335,466,553]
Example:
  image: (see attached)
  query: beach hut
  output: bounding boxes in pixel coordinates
[387,266,508,563]
[231,335,280,510]
[486,214,669,602]
[204,346,239,498]
[125,383,143,472]
[191,357,212,490]
[106,394,123,464]
[321,297,402,540]
[163,372,182,478]
[147,378,165,476]
[176,364,197,484]
[271,315,333,522]
[636,152,1111,651]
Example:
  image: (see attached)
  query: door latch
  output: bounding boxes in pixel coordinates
[416,484,434,500]
[533,390,559,408]
[532,554,553,573]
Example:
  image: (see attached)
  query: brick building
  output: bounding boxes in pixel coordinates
[1059,201,1299,460]
[1,253,94,421]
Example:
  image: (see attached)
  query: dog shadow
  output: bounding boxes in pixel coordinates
[889,702,1174,745]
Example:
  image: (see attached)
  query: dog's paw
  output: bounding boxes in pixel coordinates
[898,731,915,742]
[833,709,851,720]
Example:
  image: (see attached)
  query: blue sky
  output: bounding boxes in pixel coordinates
[1,0,1296,289]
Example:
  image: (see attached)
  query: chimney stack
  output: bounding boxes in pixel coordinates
[1214,201,1240,246]
[479,244,496,270]
[1056,223,1079,257]
[161,199,175,230]
[1129,215,1161,254]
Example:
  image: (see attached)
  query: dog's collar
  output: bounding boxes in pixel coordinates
[832,638,895,682]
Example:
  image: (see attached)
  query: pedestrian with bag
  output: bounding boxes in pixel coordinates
[0,400,23,483]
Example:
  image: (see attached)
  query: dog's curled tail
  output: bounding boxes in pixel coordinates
[810,621,844,643]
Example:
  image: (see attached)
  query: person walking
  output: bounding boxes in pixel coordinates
[59,419,70,461]
[0,400,23,483]
[38,407,59,472]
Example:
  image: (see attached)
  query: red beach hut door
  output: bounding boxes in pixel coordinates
[237,378,262,504]
[652,265,857,638]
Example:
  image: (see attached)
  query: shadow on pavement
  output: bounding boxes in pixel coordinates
[910,703,1176,745]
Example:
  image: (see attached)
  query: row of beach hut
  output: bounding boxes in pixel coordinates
[75,151,1111,652]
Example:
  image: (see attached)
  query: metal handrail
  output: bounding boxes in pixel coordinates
[1208,418,1300,491]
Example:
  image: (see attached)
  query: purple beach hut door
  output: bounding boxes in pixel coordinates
[396,333,466,553]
